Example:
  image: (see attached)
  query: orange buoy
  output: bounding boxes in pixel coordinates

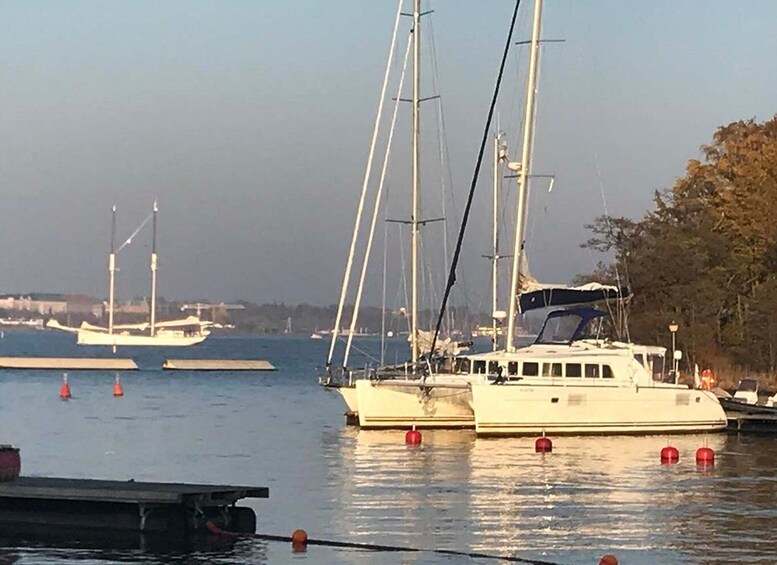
[291,528,308,552]
[696,446,714,465]
[405,426,422,445]
[113,375,124,397]
[660,446,679,464]
[59,374,71,400]
[599,554,618,565]
[535,436,552,453]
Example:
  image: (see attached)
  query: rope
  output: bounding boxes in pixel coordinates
[429,0,523,362]
[343,29,413,368]
[327,0,404,368]
[226,529,565,564]
[116,210,153,253]
[340,335,381,365]
[594,151,630,342]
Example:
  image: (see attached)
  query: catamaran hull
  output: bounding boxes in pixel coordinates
[471,384,727,436]
[355,379,474,429]
[77,331,207,347]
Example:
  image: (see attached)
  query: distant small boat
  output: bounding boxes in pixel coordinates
[310,332,323,340]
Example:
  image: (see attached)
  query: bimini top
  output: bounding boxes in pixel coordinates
[519,282,629,313]
[535,308,609,345]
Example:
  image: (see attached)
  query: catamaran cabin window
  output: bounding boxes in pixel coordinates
[566,363,582,378]
[507,361,518,376]
[585,364,600,378]
[633,354,645,367]
[522,362,539,376]
[543,362,563,377]
[602,365,614,378]
[455,358,471,374]
[488,361,500,374]
[473,360,487,374]
[648,354,665,381]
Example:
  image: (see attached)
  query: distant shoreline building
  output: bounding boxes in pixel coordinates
[0,293,102,318]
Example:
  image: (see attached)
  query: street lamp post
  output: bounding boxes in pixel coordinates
[669,320,679,382]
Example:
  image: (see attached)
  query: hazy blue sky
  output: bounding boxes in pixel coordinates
[1,1,776,308]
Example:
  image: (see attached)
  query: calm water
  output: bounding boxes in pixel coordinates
[0,331,776,564]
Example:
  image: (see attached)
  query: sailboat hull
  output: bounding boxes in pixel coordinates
[355,378,476,429]
[321,384,359,425]
[77,330,207,347]
[471,383,727,436]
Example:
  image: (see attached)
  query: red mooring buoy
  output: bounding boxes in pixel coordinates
[113,375,124,397]
[696,446,715,465]
[660,446,680,463]
[535,436,552,453]
[59,374,71,400]
[405,426,422,445]
[291,528,308,552]
[599,554,619,565]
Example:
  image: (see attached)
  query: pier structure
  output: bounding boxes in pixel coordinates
[0,477,267,537]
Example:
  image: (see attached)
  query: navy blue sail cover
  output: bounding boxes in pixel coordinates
[519,284,629,313]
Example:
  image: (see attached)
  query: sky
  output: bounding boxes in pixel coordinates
[1,0,776,308]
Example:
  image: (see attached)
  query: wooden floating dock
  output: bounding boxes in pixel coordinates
[163,359,275,371]
[0,476,267,536]
[0,357,138,371]
[727,412,777,433]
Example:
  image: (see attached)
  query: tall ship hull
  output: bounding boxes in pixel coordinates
[76,329,208,347]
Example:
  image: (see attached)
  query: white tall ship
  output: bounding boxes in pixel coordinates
[48,203,211,347]
[333,0,727,435]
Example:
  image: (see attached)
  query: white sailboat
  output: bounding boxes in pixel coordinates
[353,129,510,429]
[48,203,211,347]
[320,0,419,421]
[352,0,727,434]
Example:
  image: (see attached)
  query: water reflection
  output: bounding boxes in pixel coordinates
[0,529,268,564]
[3,334,777,563]
[326,430,777,564]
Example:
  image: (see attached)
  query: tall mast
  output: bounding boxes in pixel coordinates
[410,0,421,364]
[150,200,158,337]
[506,0,542,352]
[108,205,117,336]
[491,133,501,351]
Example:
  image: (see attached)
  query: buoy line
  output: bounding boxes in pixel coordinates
[249,532,566,564]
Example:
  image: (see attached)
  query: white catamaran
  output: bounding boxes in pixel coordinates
[48,203,211,347]
[332,0,727,435]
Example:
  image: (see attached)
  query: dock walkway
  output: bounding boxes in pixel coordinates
[0,357,138,370]
[163,359,275,371]
[0,477,267,535]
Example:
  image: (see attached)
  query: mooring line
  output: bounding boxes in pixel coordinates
[251,532,565,564]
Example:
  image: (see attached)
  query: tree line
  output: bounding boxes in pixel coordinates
[580,115,777,386]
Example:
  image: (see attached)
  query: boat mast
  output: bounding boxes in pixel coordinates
[150,200,158,337]
[108,205,117,336]
[491,133,501,351]
[506,0,542,352]
[410,0,421,365]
